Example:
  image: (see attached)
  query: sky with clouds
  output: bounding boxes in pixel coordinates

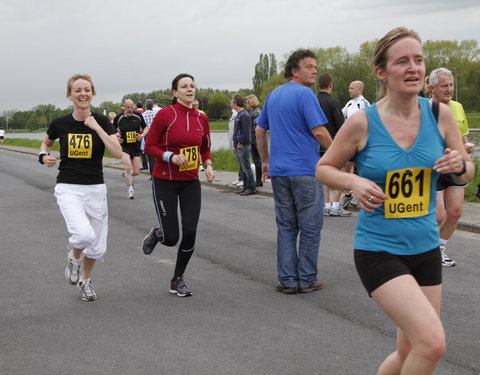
[1,0,479,112]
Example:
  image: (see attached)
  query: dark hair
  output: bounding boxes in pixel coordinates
[318,73,332,89]
[136,101,143,109]
[284,49,316,80]
[171,73,194,91]
[231,94,244,107]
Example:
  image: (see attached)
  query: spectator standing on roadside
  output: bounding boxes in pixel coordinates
[340,81,371,209]
[245,94,263,188]
[256,49,331,294]
[342,81,370,119]
[141,99,156,174]
[227,107,242,187]
[316,73,350,217]
[0,127,5,145]
[232,94,256,196]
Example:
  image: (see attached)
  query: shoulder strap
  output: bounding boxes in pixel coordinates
[432,101,439,123]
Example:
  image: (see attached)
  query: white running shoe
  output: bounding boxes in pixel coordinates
[127,189,135,199]
[65,251,82,285]
[340,193,353,209]
[236,181,244,187]
[329,207,353,217]
[231,180,240,185]
[440,245,456,267]
[324,207,331,216]
[78,279,97,301]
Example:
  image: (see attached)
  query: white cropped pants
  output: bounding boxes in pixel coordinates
[54,183,109,260]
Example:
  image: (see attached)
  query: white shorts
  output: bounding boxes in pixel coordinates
[54,183,108,259]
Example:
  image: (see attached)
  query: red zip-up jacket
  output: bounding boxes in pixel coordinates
[145,102,212,181]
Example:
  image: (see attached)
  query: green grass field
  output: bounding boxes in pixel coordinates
[208,120,228,131]
[467,113,480,128]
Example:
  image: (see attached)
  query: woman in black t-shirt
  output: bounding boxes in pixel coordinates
[39,74,122,302]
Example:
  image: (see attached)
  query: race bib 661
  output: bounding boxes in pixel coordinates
[68,133,92,158]
[384,167,431,219]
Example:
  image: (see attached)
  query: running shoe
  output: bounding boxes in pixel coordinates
[169,276,193,297]
[78,279,97,301]
[324,207,330,216]
[440,245,456,267]
[65,250,82,285]
[329,206,352,217]
[142,225,162,255]
[340,193,353,209]
[350,196,359,207]
[127,189,134,199]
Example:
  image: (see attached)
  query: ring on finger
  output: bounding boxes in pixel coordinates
[367,195,374,203]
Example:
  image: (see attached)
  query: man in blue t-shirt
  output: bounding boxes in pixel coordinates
[256,49,332,294]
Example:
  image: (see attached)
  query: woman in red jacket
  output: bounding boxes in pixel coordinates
[142,73,215,297]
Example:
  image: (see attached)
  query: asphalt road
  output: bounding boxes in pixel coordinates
[1,148,479,375]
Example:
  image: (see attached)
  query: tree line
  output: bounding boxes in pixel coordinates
[2,39,478,130]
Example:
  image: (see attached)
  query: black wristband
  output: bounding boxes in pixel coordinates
[454,159,467,176]
[38,152,49,164]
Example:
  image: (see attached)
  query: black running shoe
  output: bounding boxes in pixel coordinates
[142,225,161,255]
[169,276,193,297]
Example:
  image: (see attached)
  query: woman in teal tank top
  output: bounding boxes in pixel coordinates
[316,27,474,374]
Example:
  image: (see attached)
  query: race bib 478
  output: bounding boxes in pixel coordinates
[68,133,92,158]
[384,167,431,219]
[179,145,199,171]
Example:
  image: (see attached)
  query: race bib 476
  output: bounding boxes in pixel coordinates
[68,133,92,158]
[384,167,431,219]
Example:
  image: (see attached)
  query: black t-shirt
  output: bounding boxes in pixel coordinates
[113,112,146,153]
[47,113,116,184]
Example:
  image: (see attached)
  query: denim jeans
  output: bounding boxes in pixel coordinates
[271,176,324,288]
[236,144,255,191]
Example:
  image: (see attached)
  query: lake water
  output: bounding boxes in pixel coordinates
[7,131,231,151]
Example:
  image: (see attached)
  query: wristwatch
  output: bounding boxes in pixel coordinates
[38,151,49,164]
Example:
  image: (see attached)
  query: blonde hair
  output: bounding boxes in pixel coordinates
[372,27,421,69]
[108,111,116,121]
[66,74,96,97]
[372,27,422,97]
[244,94,260,108]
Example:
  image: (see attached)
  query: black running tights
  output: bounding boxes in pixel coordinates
[152,178,201,277]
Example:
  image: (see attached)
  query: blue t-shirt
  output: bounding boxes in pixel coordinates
[256,82,327,176]
[354,97,445,255]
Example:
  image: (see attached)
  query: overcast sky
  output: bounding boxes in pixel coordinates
[1,0,479,113]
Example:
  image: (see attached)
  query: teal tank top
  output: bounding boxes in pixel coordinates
[354,97,445,255]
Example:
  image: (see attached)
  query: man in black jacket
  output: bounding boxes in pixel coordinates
[317,73,351,217]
